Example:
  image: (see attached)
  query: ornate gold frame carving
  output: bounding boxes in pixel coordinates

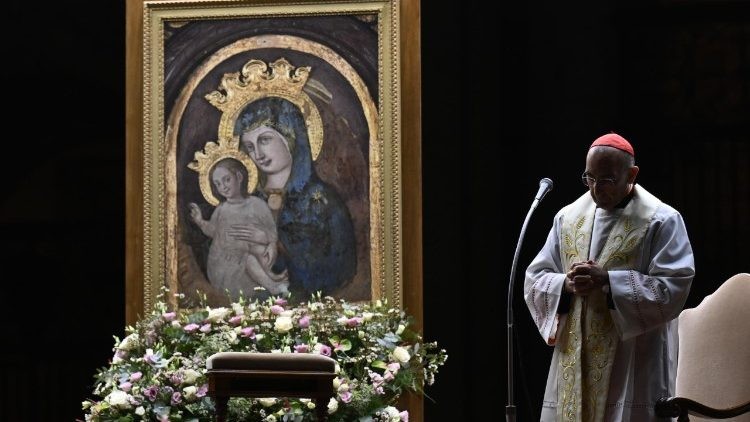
[127,0,421,319]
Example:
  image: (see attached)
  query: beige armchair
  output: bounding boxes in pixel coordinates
[656,273,750,421]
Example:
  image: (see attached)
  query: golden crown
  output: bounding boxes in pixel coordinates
[188,58,324,206]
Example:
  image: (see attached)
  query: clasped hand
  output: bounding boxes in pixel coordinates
[565,260,609,296]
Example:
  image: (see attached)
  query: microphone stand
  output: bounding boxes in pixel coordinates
[506,178,552,422]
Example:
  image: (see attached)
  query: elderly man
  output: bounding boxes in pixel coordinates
[524,133,695,421]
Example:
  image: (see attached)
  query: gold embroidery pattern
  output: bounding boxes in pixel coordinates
[559,310,581,422]
[558,202,652,422]
[599,217,643,269]
[581,293,617,421]
[564,215,588,263]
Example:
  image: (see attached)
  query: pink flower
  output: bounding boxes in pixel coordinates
[294,344,309,353]
[144,385,159,401]
[129,371,143,382]
[270,305,284,315]
[183,323,199,333]
[298,315,311,328]
[228,315,242,326]
[162,311,176,321]
[196,384,208,398]
[144,349,160,365]
[199,323,212,333]
[240,327,256,338]
[274,298,288,306]
[119,381,132,392]
[339,391,352,403]
[346,317,362,327]
[387,362,401,374]
[314,343,332,357]
[400,410,409,421]
[171,392,182,405]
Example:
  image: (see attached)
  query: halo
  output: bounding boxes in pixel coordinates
[186,139,257,206]
[189,58,323,205]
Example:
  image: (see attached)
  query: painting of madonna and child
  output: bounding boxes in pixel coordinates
[166,16,380,308]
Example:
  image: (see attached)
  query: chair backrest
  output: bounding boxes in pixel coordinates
[676,273,750,422]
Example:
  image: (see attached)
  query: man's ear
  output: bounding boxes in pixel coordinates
[629,165,640,183]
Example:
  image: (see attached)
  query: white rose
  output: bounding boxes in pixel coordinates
[117,333,139,351]
[171,320,182,328]
[383,406,400,421]
[258,397,277,407]
[183,385,197,399]
[105,390,131,409]
[231,303,245,315]
[182,369,202,385]
[392,346,411,363]
[206,307,230,322]
[396,324,406,335]
[280,310,294,317]
[362,312,374,321]
[306,401,316,409]
[135,406,145,416]
[332,377,341,389]
[264,416,277,422]
[327,397,338,414]
[274,316,293,333]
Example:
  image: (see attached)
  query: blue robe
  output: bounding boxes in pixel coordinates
[244,97,357,298]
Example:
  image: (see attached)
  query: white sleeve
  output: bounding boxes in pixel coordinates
[524,214,567,345]
[609,210,695,340]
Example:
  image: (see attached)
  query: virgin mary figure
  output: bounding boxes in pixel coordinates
[229,96,357,300]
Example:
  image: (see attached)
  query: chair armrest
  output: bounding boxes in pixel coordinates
[655,396,750,421]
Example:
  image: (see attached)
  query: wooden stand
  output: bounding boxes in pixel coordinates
[207,352,337,421]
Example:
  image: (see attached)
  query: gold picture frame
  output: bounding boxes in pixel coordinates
[125,0,422,371]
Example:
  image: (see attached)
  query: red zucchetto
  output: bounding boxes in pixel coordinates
[590,133,635,156]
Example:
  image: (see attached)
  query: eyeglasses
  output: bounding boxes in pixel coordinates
[581,172,617,187]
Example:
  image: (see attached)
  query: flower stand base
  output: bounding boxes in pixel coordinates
[206,352,337,421]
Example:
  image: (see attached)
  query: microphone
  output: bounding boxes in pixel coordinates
[506,177,553,422]
[535,177,554,202]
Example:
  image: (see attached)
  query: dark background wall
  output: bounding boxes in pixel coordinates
[1,0,748,420]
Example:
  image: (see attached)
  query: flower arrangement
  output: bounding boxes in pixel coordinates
[82,292,447,421]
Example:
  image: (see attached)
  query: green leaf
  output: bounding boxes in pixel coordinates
[338,339,352,351]
[371,360,388,370]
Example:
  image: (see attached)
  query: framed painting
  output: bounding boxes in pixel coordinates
[125,0,422,341]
